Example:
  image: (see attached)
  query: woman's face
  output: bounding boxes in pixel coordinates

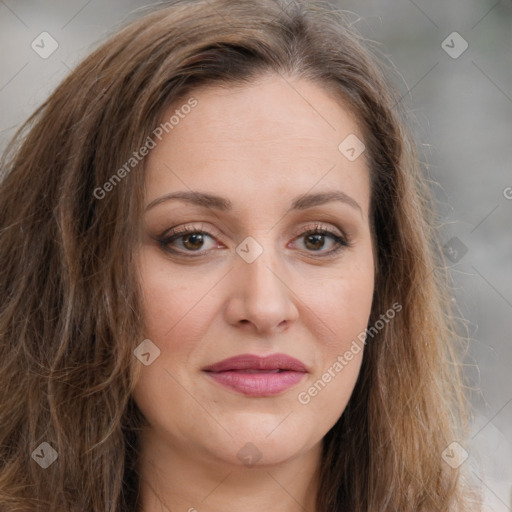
[134,73,375,468]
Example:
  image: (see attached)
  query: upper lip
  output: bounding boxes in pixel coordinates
[202,353,308,373]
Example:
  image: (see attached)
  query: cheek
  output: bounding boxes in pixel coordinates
[138,250,220,344]
[132,252,221,434]
[294,273,371,425]
[296,351,363,431]
[301,250,375,346]
[315,275,373,333]
[293,252,373,419]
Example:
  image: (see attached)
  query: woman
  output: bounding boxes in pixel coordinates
[0,0,481,510]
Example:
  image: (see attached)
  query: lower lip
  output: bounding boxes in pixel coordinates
[204,370,306,397]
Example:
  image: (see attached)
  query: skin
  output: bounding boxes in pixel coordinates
[133,72,375,512]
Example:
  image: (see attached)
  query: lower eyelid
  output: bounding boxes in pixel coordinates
[186,241,341,260]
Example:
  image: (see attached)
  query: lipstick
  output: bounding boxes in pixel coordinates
[202,353,308,397]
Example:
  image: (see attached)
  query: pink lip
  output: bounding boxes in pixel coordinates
[202,353,308,397]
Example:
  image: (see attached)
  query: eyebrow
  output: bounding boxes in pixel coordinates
[145,190,362,215]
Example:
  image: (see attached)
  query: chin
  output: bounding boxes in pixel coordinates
[203,427,311,469]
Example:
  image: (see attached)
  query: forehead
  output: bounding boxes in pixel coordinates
[144,74,370,219]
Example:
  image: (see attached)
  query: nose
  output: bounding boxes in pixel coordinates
[223,246,299,335]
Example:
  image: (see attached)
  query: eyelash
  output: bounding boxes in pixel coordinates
[156,223,352,258]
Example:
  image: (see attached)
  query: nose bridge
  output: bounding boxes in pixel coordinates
[226,234,298,332]
[237,236,285,301]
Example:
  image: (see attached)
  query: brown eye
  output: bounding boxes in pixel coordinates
[304,233,327,251]
[181,233,206,251]
[157,226,220,256]
[291,226,351,257]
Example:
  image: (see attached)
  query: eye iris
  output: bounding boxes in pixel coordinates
[305,233,325,250]
[183,233,204,250]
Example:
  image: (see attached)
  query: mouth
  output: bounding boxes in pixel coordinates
[202,353,308,397]
[226,368,282,373]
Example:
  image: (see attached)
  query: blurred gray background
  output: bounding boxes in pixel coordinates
[1,0,511,509]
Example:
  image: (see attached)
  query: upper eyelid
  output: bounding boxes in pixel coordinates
[159,223,220,239]
[289,222,345,239]
[160,222,344,240]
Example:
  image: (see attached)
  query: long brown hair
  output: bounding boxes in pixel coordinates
[0,1,480,510]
